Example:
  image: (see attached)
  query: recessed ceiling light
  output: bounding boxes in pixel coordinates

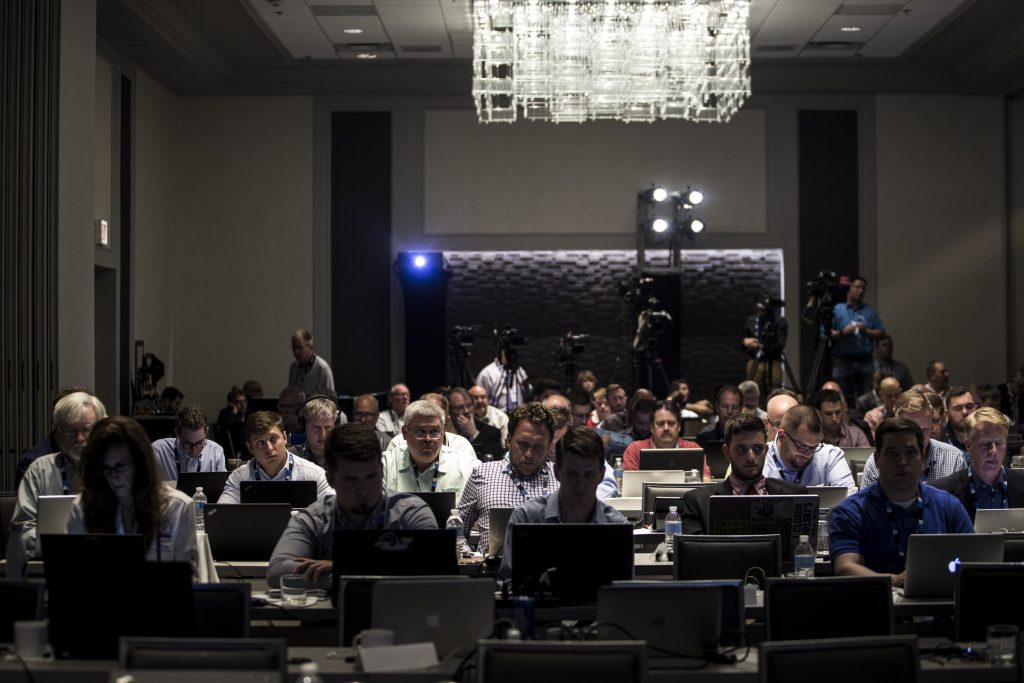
[343,28,363,34]
[840,26,861,32]
[356,52,377,59]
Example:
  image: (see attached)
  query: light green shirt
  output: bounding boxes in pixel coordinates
[382,444,479,500]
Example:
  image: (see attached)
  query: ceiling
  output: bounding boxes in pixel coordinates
[96,0,1024,98]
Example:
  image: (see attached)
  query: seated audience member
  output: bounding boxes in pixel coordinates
[448,386,503,459]
[288,395,339,468]
[681,413,807,534]
[925,359,951,400]
[458,403,557,555]
[469,383,509,441]
[829,417,974,586]
[763,390,799,443]
[569,390,593,428]
[763,405,855,489]
[152,405,226,480]
[530,378,563,403]
[820,381,873,441]
[382,400,479,497]
[600,389,655,434]
[695,385,743,450]
[874,334,914,390]
[376,383,410,438]
[161,386,185,415]
[12,391,108,558]
[816,389,871,448]
[932,407,1024,521]
[544,396,617,499]
[289,329,335,395]
[216,386,249,458]
[925,392,948,442]
[856,371,883,416]
[276,385,306,435]
[499,428,628,579]
[941,386,977,454]
[977,384,1003,412]
[67,416,197,569]
[864,377,901,436]
[738,380,767,419]
[385,392,477,460]
[268,424,437,589]
[243,380,263,400]
[672,378,714,418]
[999,364,1024,425]
[575,370,597,397]
[622,401,709,479]
[859,390,967,488]
[352,393,390,451]
[598,384,630,430]
[15,385,89,489]
[218,411,332,504]
[590,387,612,427]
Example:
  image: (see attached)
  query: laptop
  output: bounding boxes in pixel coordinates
[333,529,459,576]
[204,503,293,561]
[842,447,875,468]
[239,480,317,507]
[371,578,496,657]
[606,496,643,516]
[175,471,230,501]
[35,495,76,558]
[411,491,457,528]
[487,507,514,557]
[510,523,633,604]
[597,580,745,655]
[807,486,849,514]
[638,448,706,474]
[901,533,1005,598]
[704,447,730,479]
[974,509,1024,533]
[707,494,819,572]
[622,470,687,498]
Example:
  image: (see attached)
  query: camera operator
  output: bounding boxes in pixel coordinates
[830,276,886,399]
[742,296,789,396]
[475,327,530,412]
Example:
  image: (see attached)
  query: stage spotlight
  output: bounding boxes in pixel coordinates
[651,218,670,233]
[686,188,704,206]
[413,255,427,268]
[652,187,668,202]
[688,218,705,235]
[394,251,449,279]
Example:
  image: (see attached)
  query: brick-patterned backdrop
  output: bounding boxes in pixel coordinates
[444,249,785,402]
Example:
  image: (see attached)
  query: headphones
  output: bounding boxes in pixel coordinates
[298,393,341,431]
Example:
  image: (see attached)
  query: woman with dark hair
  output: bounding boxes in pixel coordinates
[67,416,197,568]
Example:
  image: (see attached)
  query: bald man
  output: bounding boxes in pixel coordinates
[864,377,901,436]
[764,393,799,442]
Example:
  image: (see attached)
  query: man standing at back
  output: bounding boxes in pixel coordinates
[289,329,335,396]
[830,276,885,400]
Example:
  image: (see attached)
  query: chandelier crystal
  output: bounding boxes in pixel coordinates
[472,0,751,124]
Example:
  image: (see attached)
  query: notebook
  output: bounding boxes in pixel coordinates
[204,503,293,561]
[901,533,1005,598]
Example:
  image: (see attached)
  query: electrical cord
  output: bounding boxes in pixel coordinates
[1,647,38,683]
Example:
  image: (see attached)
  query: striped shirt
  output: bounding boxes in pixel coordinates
[859,439,966,489]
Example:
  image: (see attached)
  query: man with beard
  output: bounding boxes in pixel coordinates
[762,404,854,489]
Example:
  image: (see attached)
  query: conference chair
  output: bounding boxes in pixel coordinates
[673,534,781,584]
[476,640,647,683]
[119,637,287,677]
[759,635,919,683]
[764,576,893,641]
[0,582,44,642]
[193,583,251,638]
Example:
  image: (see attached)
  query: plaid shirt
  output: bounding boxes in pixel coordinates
[860,439,966,488]
[457,453,558,555]
[729,475,767,496]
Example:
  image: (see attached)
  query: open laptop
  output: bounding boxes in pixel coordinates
[175,471,230,501]
[204,503,292,561]
[371,578,495,657]
[239,480,317,508]
[842,447,875,468]
[974,509,1024,533]
[622,470,687,498]
[807,486,849,514]
[333,529,459,576]
[35,495,76,558]
[486,507,514,557]
[901,533,1005,598]
[638,448,706,474]
[708,494,819,572]
[411,491,457,528]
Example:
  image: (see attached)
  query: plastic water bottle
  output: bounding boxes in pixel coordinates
[794,534,815,577]
[192,487,207,533]
[295,661,323,683]
[664,505,682,557]
[446,508,467,560]
[613,457,624,494]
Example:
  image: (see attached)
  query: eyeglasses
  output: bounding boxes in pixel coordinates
[179,437,207,452]
[62,426,93,440]
[410,428,444,441]
[785,432,823,455]
[102,461,133,476]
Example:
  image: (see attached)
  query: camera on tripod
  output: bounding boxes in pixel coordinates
[558,332,589,356]
[802,270,843,325]
[449,325,478,349]
[618,276,656,309]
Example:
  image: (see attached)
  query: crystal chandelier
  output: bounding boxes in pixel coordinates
[472,0,751,124]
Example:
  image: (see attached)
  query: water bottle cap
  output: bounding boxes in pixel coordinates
[299,661,319,674]
[799,534,809,543]
[450,508,459,516]
[668,505,678,513]
[195,487,203,492]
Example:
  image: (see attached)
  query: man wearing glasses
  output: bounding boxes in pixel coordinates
[382,400,479,498]
[681,413,806,535]
[152,405,226,480]
[762,405,855,489]
[11,391,107,559]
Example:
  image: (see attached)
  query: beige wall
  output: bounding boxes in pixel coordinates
[1010,99,1024,371]
[175,96,314,415]
[875,94,1007,386]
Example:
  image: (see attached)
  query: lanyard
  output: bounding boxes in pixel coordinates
[773,452,804,484]
[884,494,924,565]
[57,454,71,495]
[967,466,1009,510]
[507,463,549,500]
[416,459,441,492]
[252,454,293,481]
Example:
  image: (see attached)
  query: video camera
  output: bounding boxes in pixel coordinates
[449,325,478,350]
[559,332,589,356]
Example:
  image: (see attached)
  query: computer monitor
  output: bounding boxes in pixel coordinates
[955,563,1024,641]
[332,529,459,578]
[707,494,819,573]
[410,491,457,528]
[175,471,231,502]
[238,480,317,507]
[510,523,633,604]
[765,576,894,641]
[204,503,292,561]
[637,448,706,473]
[674,534,782,583]
[760,636,919,681]
[120,637,286,674]
[477,641,646,683]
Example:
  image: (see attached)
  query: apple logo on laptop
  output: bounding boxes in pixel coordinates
[947,557,961,574]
